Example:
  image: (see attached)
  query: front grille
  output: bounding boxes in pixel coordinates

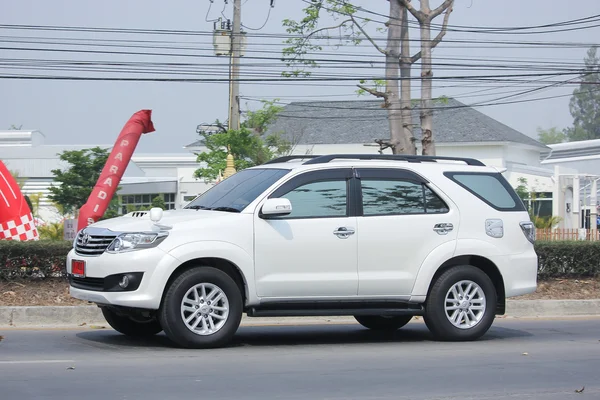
[74,230,116,256]
[69,275,105,291]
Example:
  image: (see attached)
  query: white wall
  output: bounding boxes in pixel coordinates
[289,143,507,167]
[434,144,506,167]
[504,146,542,167]
[177,166,212,208]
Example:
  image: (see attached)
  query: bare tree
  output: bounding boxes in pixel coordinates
[357,1,415,154]
[282,1,418,154]
[282,0,454,156]
[399,0,454,155]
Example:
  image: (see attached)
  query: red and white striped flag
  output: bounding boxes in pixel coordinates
[0,161,39,241]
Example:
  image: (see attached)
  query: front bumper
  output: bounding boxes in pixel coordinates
[66,247,181,310]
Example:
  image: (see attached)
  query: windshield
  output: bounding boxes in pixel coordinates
[185,168,290,212]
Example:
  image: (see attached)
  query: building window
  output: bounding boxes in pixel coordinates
[120,193,176,214]
[524,192,553,218]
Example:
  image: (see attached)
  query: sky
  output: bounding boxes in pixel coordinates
[1,0,599,153]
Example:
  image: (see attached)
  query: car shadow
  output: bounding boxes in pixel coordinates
[74,321,533,350]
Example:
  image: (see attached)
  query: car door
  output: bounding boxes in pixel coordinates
[355,168,459,296]
[254,168,359,298]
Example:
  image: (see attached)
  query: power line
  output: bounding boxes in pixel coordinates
[241,1,273,31]
[306,0,600,35]
[326,0,600,33]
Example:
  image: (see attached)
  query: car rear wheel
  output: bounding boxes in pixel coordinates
[354,315,413,331]
[424,265,496,341]
[100,306,163,337]
[159,267,243,349]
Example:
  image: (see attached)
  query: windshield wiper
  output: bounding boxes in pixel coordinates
[209,206,241,213]
[185,205,240,213]
[186,205,210,210]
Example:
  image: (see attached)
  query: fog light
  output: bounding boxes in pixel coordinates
[119,275,130,289]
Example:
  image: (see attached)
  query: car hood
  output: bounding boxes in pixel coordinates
[87,209,237,233]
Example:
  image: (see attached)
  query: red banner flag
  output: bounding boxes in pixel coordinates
[77,110,155,231]
[0,161,39,241]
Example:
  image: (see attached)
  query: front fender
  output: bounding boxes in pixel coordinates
[158,241,257,306]
[410,239,503,301]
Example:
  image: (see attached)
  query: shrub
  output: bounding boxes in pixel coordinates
[37,222,65,241]
[0,240,72,280]
[535,241,600,279]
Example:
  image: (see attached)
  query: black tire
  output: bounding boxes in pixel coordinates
[158,267,243,349]
[424,265,497,341]
[100,306,163,337]
[354,315,413,331]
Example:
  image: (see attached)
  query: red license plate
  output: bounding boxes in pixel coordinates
[71,260,85,277]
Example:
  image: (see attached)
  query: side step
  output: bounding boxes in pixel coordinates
[246,300,424,318]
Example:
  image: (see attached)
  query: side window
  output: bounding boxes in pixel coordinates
[446,172,523,211]
[424,186,449,213]
[361,180,448,216]
[278,180,348,218]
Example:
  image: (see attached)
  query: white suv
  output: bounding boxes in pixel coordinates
[67,154,538,348]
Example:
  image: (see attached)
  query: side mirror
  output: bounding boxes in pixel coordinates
[260,198,292,218]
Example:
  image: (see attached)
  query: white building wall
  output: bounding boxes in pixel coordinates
[289,142,507,168]
[503,146,542,167]
[177,166,212,208]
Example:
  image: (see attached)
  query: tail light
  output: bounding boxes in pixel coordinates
[520,221,535,244]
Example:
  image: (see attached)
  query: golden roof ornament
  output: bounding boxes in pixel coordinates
[223,145,236,179]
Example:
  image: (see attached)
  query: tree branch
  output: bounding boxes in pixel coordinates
[397,0,424,22]
[430,0,453,20]
[348,14,387,55]
[357,84,388,99]
[431,5,453,49]
[304,19,352,41]
[409,3,453,64]
[410,50,422,64]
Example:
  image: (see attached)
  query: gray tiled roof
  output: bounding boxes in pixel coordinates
[265,98,547,149]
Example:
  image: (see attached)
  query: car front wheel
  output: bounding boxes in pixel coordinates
[424,265,497,341]
[100,306,163,337]
[159,267,243,349]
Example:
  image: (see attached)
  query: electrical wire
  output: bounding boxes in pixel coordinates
[242,3,272,31]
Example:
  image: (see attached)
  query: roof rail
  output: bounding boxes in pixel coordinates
[264,155,321,164]
[301,154,486,166]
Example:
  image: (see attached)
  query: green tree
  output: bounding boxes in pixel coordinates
[537,127,565,145]
[514,177,529,204]
[194,100,291,181]
[27,193,43,218]
[566,46,600,142]
[48,147,119,215]
[151,195,166,210]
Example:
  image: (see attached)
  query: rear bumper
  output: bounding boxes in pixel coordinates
[501,249,538,298]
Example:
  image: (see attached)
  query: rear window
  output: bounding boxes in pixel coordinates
[444,172,525,211]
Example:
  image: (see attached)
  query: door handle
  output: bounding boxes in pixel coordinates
[333,227,355,239]
[433,223,454,235]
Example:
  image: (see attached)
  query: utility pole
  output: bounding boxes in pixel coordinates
[229,0,242,131]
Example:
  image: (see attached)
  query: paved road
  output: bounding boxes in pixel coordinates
[1,317,599,400]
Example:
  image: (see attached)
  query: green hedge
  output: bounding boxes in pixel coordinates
[0,240,73,280]
[0,240,599,281]
[535,241,600,279]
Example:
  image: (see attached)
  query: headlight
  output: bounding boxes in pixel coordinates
[106,232,168,253]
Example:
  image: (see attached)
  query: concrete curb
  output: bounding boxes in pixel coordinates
[0,300,599,329]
